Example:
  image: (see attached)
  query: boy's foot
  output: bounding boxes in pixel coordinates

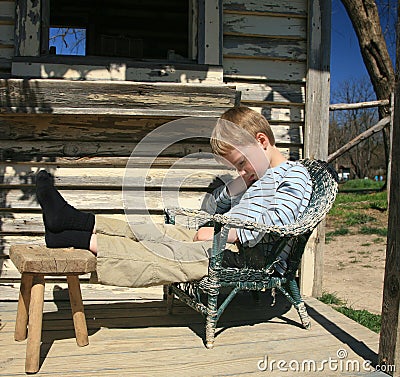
[36,170,95,233]
[45,229,92,250]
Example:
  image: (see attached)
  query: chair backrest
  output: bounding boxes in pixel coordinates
[235,159,339,278]
[210,159,339,239]
[286,159,339,237]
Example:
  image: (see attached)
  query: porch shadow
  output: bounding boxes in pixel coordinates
[38,288,292,370]
[306,304,378,366]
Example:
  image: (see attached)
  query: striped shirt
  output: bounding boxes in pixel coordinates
[204,161,312,261]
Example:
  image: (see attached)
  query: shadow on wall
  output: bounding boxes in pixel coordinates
[0,155,57,275]
[1,79,54,114]
[13,60,217,83]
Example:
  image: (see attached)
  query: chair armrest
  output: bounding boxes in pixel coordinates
[165,207,302,238]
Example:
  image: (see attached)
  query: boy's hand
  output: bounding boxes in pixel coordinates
[227,176,250,196]
[193,227,214,241]
[193,227,239,243]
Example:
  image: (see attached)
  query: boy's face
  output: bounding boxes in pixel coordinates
[222,144,269,187]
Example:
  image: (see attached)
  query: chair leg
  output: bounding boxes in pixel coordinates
[25,274,45,374]
[15,273,33,341]
[166,285,174,314]
[67,275,89,347]
[295,301,311,329]
[162,285,168,301]
[205,294,218,349]
[287,279,311,329]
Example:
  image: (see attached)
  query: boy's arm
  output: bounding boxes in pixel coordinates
[202,177,245,215]
[228,165,312,247]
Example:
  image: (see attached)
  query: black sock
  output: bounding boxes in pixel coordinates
[36,170,95,233]
[45,229,92,250]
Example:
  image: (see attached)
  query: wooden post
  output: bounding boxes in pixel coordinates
[14,273,33,341]
[25,274,45,374]
[387,92,395,203]
[67,275,89,347]
[378,17,400,372]
[197,0,222,65]
[301,0,331,297]
[14,0,41,57]
[40,0,50,55]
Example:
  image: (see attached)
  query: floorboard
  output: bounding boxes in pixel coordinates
[0,284,387,376]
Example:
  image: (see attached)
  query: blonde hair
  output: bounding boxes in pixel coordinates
[210,106,275,156]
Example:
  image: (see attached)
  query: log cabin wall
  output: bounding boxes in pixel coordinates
[0,0,323,282]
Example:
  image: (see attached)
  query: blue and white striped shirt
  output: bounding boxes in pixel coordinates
[204,160,312,248]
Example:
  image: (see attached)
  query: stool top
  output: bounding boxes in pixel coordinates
[9,245,97,275]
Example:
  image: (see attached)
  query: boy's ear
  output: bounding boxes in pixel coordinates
[255,132,270,149]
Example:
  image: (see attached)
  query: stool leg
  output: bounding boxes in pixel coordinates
[15,273,33,341]
[67,275,89,347]
[26,274,45,374]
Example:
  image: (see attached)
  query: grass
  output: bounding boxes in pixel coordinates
[333,190,387,207]
[326,189,387,239]
[339,179,385,191]
[344,212,376,226]
[318,292,345,306]
[325,227,349,242]
[360,226,387,236]
[335,307,381,333]
[318,292,381,333]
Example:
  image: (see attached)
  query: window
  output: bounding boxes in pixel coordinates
[49,27,86,56]
[49,0,190,61]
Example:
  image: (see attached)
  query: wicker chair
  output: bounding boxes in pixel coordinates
[164,159,338,348]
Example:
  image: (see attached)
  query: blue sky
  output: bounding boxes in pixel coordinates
[330,0,396,95]
[330,0,369,93]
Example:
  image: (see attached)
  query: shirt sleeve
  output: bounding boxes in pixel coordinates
[227,165,312,247]
[201,184,242,214]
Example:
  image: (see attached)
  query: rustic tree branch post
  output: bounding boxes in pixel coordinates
[301,0,331,297]
[378,4,400,372]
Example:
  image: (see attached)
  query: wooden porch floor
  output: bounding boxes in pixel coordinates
[0,283,387,376]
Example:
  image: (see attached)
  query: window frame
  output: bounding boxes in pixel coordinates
[13,0,222,79]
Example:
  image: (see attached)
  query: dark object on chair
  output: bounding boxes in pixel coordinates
[164,159,338,348]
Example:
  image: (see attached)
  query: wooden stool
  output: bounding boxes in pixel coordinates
[9,245,97,374]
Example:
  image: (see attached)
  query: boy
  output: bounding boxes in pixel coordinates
[36,106,312,287]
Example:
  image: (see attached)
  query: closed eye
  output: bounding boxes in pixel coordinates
[236,158,246,169]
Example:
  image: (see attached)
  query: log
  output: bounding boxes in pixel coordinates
[327,116,390,163]
[0,79,238,116]
[329,99,390,111]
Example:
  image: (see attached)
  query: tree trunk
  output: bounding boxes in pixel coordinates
[341,0,395,104]
[378,2,400,370]
[341,0,395,188]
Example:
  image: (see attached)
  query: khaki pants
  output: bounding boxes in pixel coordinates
[95,216,236,288]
